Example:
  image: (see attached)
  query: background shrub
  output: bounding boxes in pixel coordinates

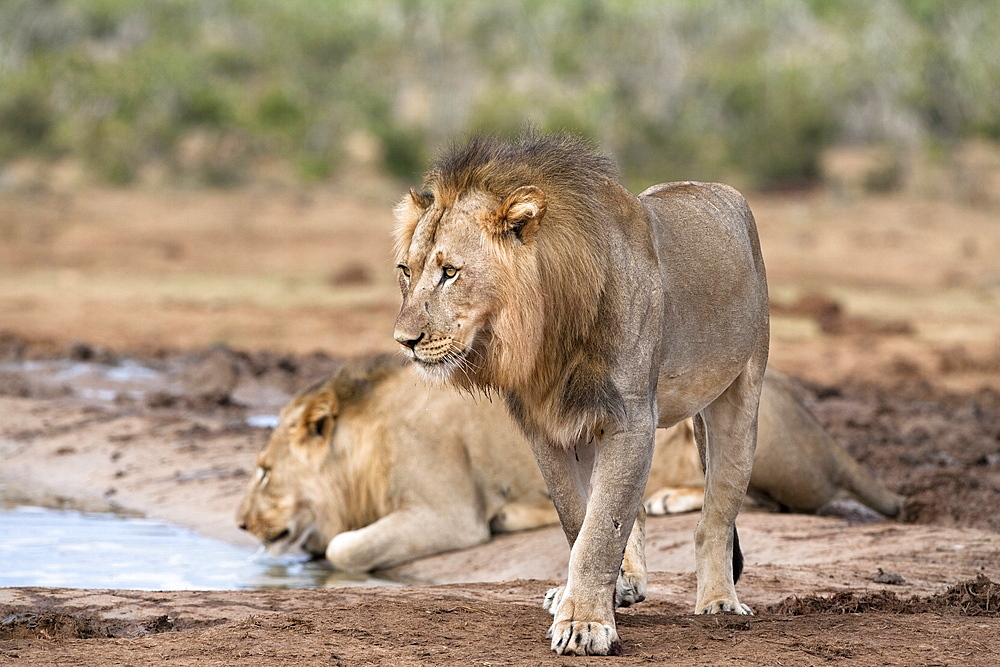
[0,0,997,188]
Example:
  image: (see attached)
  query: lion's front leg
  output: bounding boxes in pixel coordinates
[325,507,489,572]
[543,502,647,615]
[540,425,654,656]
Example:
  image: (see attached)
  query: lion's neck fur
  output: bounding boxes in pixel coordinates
[310,387,396,540]
[489,220,627,448]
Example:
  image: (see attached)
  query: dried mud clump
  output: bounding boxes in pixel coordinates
[767,590,910,616]
[927,575,1000,617]
[808,380,1000,532]
[768,575,999,617]
[0,612,176,640]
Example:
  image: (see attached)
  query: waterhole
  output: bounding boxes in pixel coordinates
[0,506,401,591]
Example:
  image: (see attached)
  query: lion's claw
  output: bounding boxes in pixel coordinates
[698,598,754,615]
[549,620,621,656]
[542,586,564,615]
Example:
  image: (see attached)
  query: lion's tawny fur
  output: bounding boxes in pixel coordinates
[393,133,770,654]
[237,355,559,572]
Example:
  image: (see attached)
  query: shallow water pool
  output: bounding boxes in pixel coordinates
[0,506,401,591]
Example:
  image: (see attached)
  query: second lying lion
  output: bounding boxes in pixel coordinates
[237,355,902,571]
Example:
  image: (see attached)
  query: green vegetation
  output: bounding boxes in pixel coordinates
[1,0,998,188]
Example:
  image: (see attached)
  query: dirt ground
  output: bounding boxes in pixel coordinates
[1,176,999,664]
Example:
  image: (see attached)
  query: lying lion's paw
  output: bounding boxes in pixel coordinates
[615,569,647,608]
[542,586,564,616]
[549,620,621,656]
[644,487,703,515]
[325,530,370,573]
[698,598,754,615]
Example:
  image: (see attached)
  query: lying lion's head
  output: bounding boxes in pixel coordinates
[393,133,626,441]
[236,356,400,557]
[236,379,337,557]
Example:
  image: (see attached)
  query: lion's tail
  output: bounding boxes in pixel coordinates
[832,445,905,518]
[732,526,744,584]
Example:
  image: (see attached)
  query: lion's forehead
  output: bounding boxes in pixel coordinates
[407,202,491,270]
[406,205,443,259]
[257,424,308,466]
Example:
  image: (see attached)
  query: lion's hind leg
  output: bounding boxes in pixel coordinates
[616,505,647,607]
[644,485,705,515]
[693,362,765,616]
[490,493,560,533]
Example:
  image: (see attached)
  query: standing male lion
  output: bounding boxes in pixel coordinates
[393,134,769,655]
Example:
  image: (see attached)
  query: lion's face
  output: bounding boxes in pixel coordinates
[392,186,546,384]
[236,387,339,557]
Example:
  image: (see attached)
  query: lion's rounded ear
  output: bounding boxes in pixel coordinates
[394,189,435,252]
[489,185,546,243]
[409,188,434,209]
[301,389,338,443]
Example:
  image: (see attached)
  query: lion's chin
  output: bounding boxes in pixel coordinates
[411,357,458,383]
[261,532,293,557]
[260,523,308,558]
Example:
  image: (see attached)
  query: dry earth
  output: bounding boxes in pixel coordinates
[1,176,999,664]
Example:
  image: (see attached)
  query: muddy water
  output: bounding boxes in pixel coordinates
[0,359,170,403]
[0,506,402,591]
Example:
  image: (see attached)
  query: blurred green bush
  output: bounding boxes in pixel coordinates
[0,0,997,188]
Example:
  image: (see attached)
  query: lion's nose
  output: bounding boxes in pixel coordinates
[395,331,425,350]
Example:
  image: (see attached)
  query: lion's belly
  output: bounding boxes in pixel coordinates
[653,363,746,426]
[652,293,765,426]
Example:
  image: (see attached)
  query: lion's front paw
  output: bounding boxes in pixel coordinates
[542,586,564,616]
[325,530,373,573]
[615,568,647,608]
[697,598,754,615]
[549,620,621,656]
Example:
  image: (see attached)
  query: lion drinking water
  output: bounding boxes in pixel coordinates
[391,133,769,654]
[236,358,901,575]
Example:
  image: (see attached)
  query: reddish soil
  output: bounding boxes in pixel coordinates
[1,180,999,664]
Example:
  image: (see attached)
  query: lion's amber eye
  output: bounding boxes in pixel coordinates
[442,265,458,280]
[397,264,411,279]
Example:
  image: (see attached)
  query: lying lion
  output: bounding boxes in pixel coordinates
[237,355,902,571]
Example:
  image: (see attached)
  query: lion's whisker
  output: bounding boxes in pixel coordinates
[446,340,479,389]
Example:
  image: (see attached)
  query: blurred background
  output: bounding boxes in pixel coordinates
[2,0,999,191]
[1,0,998,389]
